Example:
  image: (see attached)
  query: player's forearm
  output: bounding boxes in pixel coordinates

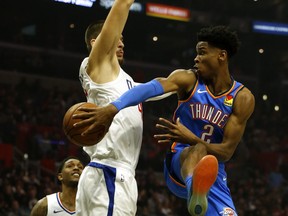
[186,135,234,162]
[111,80,164,111]
[203,142,236,162]
[146,91,176,101]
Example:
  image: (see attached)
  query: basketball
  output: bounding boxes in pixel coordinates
[63,102,106,147]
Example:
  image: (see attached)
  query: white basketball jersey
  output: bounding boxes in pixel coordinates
[47,192,75,215]
[79,57,143,171]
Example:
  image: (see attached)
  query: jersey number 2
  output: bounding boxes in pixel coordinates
[201,125,214,143]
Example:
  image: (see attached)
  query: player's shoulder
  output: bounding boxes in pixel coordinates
[170,68,196,80]
[171,68,195,75]
[79,57,89,73]
[30,196,48,216]
[234,86,255,111]
[81,57,89,67]
[238,86,255,101]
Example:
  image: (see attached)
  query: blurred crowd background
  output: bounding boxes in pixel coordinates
[1,0,288,215]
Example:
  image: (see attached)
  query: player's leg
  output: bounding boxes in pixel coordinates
[187,155,218,216]
[163,148,188,200]
[180,144,206,178]
[206,176,238,216]
[113,167,138,216]
[76,165,115,216]
[181,144,218,216]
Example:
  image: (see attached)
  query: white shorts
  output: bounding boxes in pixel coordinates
[75,161,138,216]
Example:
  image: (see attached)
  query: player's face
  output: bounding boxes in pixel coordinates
[194,41,222,79]
[59,159,84,187]
[116,35,124,65]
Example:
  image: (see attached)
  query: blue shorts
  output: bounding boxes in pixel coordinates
[164,143,238,215]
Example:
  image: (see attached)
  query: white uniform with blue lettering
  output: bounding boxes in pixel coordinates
[76,58,143,216]
[47,192,75,215]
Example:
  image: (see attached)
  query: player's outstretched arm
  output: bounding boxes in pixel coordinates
[72,79,165,135]
[88,0,135,72]
[73,70,195,136]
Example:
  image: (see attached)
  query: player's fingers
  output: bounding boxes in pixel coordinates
[158,117,175,127]
[154,134,163,139]
[81,123,98,136]
[175,117,181,125]
[155,123,170,130]
[157,140,171,144]
[73,118,94,127]
[72,112,95,119]
[77,107,97,112]
[154,134,173,140]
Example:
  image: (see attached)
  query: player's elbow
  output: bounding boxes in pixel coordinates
[221,146,237,162]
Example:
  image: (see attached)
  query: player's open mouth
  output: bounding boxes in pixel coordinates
[72,173,80,177]
[192,66,199,73]
[117,50,124,55]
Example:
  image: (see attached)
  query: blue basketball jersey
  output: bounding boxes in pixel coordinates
[173,76,244,175]
[164,75,243,215]
[174,76,243,142]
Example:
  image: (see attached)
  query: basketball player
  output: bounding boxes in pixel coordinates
[30,156,84,216]
[75,0,144,215]
[73,26,255,215]
[75,0,173,214]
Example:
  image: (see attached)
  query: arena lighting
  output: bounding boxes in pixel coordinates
[258,48,264,54]
[253,21,288,36]
[152,36,158,42]
[274,105,280,111]
[53,0,96,7]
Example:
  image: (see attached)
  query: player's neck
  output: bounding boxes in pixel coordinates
[59,189,77,210]
[206,75,233,96]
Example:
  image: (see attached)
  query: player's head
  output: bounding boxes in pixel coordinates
[85,20,104,53]
[194,25,240,77]
[57,156,84,188]
[85,20,125,65]
[197,25,240,58]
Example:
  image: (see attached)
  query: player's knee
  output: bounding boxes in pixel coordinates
[193,143,207,156]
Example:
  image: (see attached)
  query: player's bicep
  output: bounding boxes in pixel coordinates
[222,114,246,156]
[221,89,255,158]
[156,69,196,94]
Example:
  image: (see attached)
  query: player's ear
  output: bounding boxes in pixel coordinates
[58,173,63,182]
[90,38,96,47]
[219,50,227,61]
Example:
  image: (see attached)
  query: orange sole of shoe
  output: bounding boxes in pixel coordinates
[188,155,218,216]
[193,155,218,194]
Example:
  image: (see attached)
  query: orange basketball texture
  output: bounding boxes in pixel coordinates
[63,102,106,147]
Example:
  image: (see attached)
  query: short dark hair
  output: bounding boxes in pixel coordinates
[57,156,83,174]
[85,20,105,53]
[197,25,241,58]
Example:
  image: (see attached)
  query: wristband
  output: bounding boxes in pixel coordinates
[111,80,164,111]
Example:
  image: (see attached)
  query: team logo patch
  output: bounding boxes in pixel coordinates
[120,174,125,182]
[219,207,236,216]
[224,95,233,106]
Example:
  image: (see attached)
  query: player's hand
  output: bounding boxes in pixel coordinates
[72,104,118,136]
[154,117,197,144]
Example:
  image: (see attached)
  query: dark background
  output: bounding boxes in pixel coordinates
[0,0,288,109]
[0,0,288,215]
